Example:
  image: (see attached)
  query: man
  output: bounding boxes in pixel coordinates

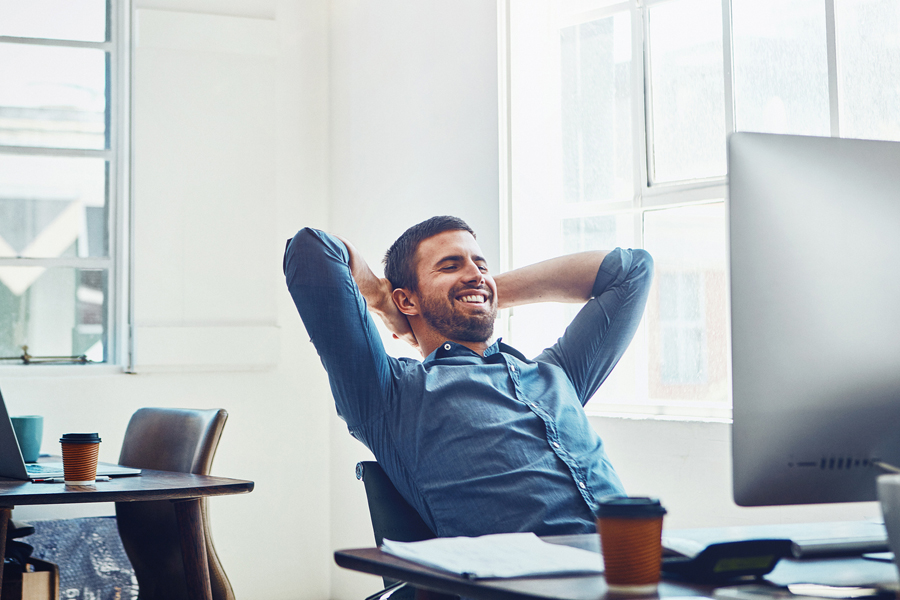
[284,216,653,537]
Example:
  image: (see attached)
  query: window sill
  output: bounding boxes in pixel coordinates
[0,364,128,377]
[584,406,732,425]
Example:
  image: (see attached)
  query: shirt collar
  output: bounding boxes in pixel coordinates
[423,338,529,363]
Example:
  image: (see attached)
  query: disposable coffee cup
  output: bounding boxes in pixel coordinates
[60,433,101,485]
[595,496,667,594]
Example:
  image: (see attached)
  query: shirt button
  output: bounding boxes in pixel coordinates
[444,344,451,350]
[531,403,537,408]
[510,364,516,372]
[553,442,560,448]
[579,481,586,489]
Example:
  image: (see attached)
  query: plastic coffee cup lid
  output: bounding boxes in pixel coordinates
[59,433,101,443]
[595,496,667,518]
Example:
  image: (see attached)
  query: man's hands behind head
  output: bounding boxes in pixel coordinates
[333,233,421,356]
[370,279,420,356]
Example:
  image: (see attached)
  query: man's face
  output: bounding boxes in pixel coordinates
[411,229,498,344]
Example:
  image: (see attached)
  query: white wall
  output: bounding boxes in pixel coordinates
[328,0,501,265]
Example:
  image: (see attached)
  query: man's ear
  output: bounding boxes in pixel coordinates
[392,288,419,316]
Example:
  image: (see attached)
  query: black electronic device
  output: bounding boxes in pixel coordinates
[661,539,793,584]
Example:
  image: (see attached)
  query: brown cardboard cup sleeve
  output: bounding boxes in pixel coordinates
[60,433,101,485]
[595,496,667,594]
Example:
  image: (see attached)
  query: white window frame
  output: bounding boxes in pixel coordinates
[499,0,858,419]
[0,0,131,370]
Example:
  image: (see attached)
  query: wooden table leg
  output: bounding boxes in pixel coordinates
[173,498,212,600]
[0,508,9,593]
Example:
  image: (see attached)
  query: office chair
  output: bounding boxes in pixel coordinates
[357,461,456,600]
[356,461,436,547]
[115,408,234,600]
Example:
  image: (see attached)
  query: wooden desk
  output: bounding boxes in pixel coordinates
[335,533,900,600]
[335,534,712,600]
[0,469,254,600]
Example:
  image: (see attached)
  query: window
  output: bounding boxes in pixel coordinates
[504,0,900,418]
[0,0,128,365]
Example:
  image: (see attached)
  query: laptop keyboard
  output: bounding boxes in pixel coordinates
[25,464,60,474]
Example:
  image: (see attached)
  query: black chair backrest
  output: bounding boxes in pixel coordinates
[356,461,436,546]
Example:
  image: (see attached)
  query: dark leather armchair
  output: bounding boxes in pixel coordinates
[115,408,233,600]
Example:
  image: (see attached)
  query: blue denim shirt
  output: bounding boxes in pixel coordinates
[284,227,653,537]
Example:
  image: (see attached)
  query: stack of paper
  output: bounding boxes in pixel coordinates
[381,532,604,579]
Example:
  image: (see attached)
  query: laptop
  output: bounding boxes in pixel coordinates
[0,387,140,481]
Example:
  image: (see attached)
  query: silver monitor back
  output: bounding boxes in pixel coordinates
[729,132,900,506]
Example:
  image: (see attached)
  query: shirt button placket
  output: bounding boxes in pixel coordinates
[508,361,522,391]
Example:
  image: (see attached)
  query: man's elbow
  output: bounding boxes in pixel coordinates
[628,249,654,286]
[284,227,312,275]
[283,227,349,279]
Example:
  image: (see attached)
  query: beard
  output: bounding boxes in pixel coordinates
[418,286,497,344]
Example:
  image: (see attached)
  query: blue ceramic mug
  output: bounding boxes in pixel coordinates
[11,415,43,463]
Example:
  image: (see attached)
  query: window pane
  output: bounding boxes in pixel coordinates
[0,267,107,362]
[562,214,634,255]
[647,0,726,183]
[732,0,830,136]
[835,0,900,141]
[0,0,107,42]
[0,155,107,258]
[560,12,633,204]
[643,203,728,404]
[509,213,635,360]
[0,43,108,150]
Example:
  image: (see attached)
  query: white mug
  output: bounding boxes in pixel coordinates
[876,474,900,574]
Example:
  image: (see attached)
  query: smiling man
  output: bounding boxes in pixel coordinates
[284,216,653,537]
[386,224,498,357]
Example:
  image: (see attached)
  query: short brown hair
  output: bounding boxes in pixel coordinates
[383,216,475,291]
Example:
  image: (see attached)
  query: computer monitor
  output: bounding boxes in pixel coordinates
[729,132,900,507]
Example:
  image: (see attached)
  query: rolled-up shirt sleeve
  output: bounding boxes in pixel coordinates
[536,248,654,405]
[283,227,394,426]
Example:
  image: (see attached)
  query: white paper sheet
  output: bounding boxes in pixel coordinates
[381,532,604,579]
